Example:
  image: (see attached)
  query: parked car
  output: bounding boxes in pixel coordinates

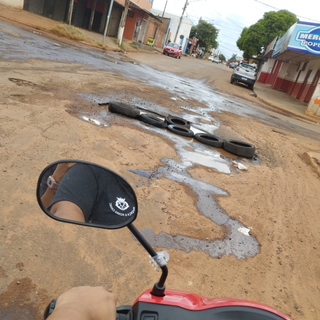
[228,62,237,69]
[212,57,220,64]
[163,42,182,59]
[230,62,257,90]
[208,55,214,61]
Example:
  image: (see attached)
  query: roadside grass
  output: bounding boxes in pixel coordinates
[112,38,127,51]
[51,24,96,46]
[97,42,107,50]
[130,44,139,50]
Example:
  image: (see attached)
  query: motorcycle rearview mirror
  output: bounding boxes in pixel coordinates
[37,160,168,297]
[36,160,138,229]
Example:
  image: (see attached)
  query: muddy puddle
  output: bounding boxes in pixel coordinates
[127,130,259,260]
[70,101,260,259]
[1,21,264,259]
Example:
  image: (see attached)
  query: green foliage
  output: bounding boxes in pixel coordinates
[189,19,219,52]
[237,10,298,59]
[219,53,226,61]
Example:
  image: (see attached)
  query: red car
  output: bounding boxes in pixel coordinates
[163,42,182,59]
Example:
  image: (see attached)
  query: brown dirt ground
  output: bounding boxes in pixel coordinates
[1,19,320,320]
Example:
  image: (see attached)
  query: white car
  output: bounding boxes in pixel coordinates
[212,57,220,64]
[208,55,214,61]
[230,62,257,90]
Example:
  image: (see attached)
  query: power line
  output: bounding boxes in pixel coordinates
[254,0,320,22]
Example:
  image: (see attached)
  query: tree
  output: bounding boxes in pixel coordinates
[237,10,298,59]
[189,19,219,52]
[219,54,226,61]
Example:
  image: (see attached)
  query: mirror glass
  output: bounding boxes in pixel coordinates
[37,161,138,229]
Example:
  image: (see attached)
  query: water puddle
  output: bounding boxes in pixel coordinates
[70,100,259,259]
[0,21,263,259]
[129,156,259,259]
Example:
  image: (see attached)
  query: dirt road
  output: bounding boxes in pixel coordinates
[1,20,320,320]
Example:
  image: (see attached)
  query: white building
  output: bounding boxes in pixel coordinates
[1,0,23,7]
[150,8,193,51]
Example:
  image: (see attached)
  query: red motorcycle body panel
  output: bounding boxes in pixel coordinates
[133,289,292,320]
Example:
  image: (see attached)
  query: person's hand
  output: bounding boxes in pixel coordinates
[47,286,116,320]
[52,162,76,183]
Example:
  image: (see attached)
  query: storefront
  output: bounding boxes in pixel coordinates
[258,21,320,118]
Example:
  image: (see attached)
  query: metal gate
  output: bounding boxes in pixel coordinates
[24,0,46,15]
[52,0,68,21]
[24,0,68,21]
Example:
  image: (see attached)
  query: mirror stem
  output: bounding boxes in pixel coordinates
[127,224,168,296]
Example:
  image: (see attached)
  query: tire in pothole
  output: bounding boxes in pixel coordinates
[165,115,191,128]
[194,133,224,148]
[223,140,256,158]
[108,101,140,119]
[167,124,194,137]
[138,114,167,128]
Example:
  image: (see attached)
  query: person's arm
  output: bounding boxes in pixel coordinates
[47,286,116,320]
[50,201,85,222]
[41,163,76,208]
[47,164,98,223]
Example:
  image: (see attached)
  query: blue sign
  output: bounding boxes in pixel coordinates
[296,26,320,53]
[288,21,320,55]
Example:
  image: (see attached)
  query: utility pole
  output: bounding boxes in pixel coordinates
[103,0,115,44]
[162,0,168,17]
[67,0,74,25]
[117,0,130,45]
[174,0,188,42]
[88,0,97,31]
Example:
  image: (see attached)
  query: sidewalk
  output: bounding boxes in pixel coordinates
[254,82,319,124]
[0,3,318,126]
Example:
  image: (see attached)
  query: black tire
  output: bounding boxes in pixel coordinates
[230,76,234,84]
[223,140,256,158]
[165,115,191,128]
[167,124,194,137]
[194,133,224,148]
[248,84,254,90]
[108,101,140,119]
[138,114,167,128]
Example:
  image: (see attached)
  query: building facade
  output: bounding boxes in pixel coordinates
[4,0,160,41]
[1,0,23,7]
[150,8,193,51]
[258,21,320,118]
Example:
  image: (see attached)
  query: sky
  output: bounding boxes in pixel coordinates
[151,0,320,59]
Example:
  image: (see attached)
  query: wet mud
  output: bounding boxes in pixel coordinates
[0,20,312,260]
[74,102,260,259]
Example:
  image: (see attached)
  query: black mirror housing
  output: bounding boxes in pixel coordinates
[37,160,138,229]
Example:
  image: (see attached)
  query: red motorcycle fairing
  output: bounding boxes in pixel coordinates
[132,289,292,320]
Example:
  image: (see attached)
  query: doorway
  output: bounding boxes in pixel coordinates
[138,19,148,43]
[304,69,320,103]
[133,18,141,42]
[297,70,312,100]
